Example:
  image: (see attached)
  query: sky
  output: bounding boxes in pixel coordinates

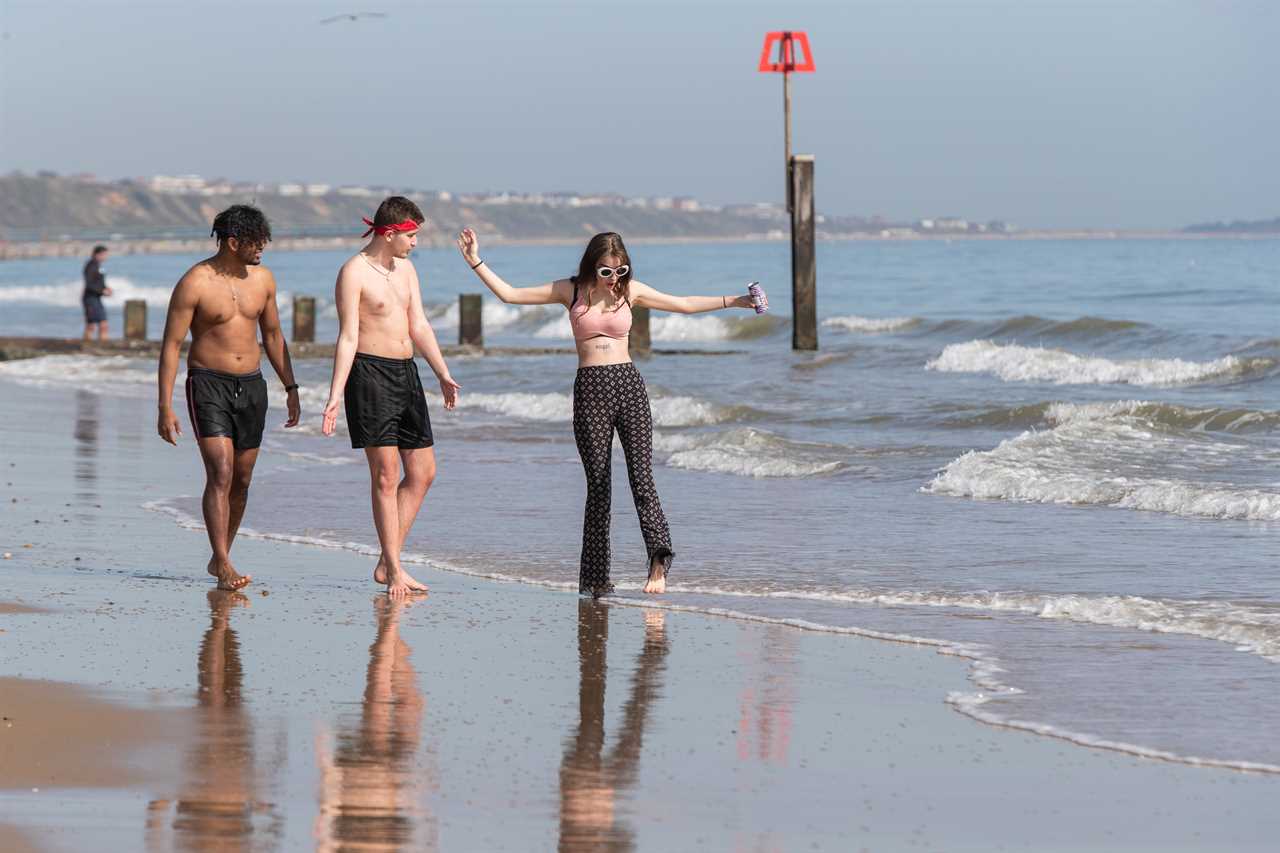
[1,0,1277,229]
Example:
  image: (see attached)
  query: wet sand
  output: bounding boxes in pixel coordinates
[1,380,1278,850]
[0,676,188,791]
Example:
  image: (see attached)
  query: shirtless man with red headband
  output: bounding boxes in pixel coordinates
[321,196,460,597]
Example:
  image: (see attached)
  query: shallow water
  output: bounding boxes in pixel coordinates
[2,237,1279,771]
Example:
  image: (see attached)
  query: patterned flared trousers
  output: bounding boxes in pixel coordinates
[572,363,674,594]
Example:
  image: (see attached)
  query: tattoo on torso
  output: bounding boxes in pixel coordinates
[594,342,612,351]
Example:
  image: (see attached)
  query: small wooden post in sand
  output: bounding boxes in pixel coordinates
[631,306,652,354]
[459,294,483,347]
[790,154,818,351]
[292,296,316,343]
[124,300,146,340]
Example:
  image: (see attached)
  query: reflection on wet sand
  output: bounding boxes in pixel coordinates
[559,602,670,853]
[146,590,282,852]
[315,597,434,852]
[736,626,796,767]
[73,389,99,510]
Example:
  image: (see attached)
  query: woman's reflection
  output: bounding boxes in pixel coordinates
[315,596,433,852]
[559,601,670,852]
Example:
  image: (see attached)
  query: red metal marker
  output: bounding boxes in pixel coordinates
[758,32,815,210]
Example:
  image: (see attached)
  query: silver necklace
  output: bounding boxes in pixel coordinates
[361,252,394,280]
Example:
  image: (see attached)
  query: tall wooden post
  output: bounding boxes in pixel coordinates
[790,154,817,351]
[784,68,793,212]
[631,306,652,354]
[124,300,146,340]
[459,294,483,347]
[292,296,315,343]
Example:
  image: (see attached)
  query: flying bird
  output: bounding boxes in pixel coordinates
[319,11,388,24]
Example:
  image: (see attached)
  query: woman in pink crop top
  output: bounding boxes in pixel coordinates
[457,229,759,597]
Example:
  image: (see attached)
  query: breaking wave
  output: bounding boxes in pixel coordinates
[925,401,1280,522]
[926,340,1272,386]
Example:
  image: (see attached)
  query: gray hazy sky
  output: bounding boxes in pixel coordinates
[1,0,1277,228]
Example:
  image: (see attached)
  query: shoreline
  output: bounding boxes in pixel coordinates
[2,229,1276,261]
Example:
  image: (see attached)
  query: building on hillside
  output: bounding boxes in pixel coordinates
[151,175,207,194]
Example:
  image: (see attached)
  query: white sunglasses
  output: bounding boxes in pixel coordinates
[596,265,630,279]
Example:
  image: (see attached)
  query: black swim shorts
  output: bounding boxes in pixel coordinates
[83,295,107,324]
[184,367,269,450]
[344,353,434,450]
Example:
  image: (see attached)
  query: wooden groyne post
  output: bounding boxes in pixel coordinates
[631,306,652,354]
[124,300,147,340]
[292,296,315,343]
[790,154,817,350]
[459,294,483,346]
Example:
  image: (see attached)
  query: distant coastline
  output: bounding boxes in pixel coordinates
[3,229,1276,262]
[1,172,1274,260]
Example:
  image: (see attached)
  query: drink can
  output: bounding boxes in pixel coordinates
[747,281,768,314]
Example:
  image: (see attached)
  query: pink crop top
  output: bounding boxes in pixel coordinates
[568,283,632,341]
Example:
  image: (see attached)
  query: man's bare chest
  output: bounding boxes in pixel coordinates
[360,278,412,318]
[196,281,268,326]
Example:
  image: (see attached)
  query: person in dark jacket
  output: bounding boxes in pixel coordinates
[82,245,113,340]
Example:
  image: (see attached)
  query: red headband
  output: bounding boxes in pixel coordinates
[361,217,421,238]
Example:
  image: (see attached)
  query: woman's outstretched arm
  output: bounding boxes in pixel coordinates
[630,281,755,314]
[457,228,571,306]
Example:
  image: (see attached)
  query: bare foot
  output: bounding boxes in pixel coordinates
[382,565,425,598]
[207,557,251,591]
[373,556,428,592]
[642,554,671,594]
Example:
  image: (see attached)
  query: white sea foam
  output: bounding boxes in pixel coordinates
[0,276,174,309]
[945,691,1280,774]
[654,428,845,478]
[925,402,1280,522]
[926,442,1280,521]
[533,315,573,339]
[823,314,919,333]
[926,340,1267,386]
[651,314,733,342]
[460,391,573,422]
[263,446,358,466]
[668,582,1280,663]
[1043,400,1280,433]
[0,354,154,393]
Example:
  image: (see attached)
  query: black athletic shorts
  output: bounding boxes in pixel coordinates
[83,295,107,323]
[184,367,269,451]
[344,353,434,450]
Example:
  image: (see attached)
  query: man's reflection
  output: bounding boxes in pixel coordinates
[73,389,99,508]
[147,589,280,852]
[558,602,670,853]
[315,597,433,852]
